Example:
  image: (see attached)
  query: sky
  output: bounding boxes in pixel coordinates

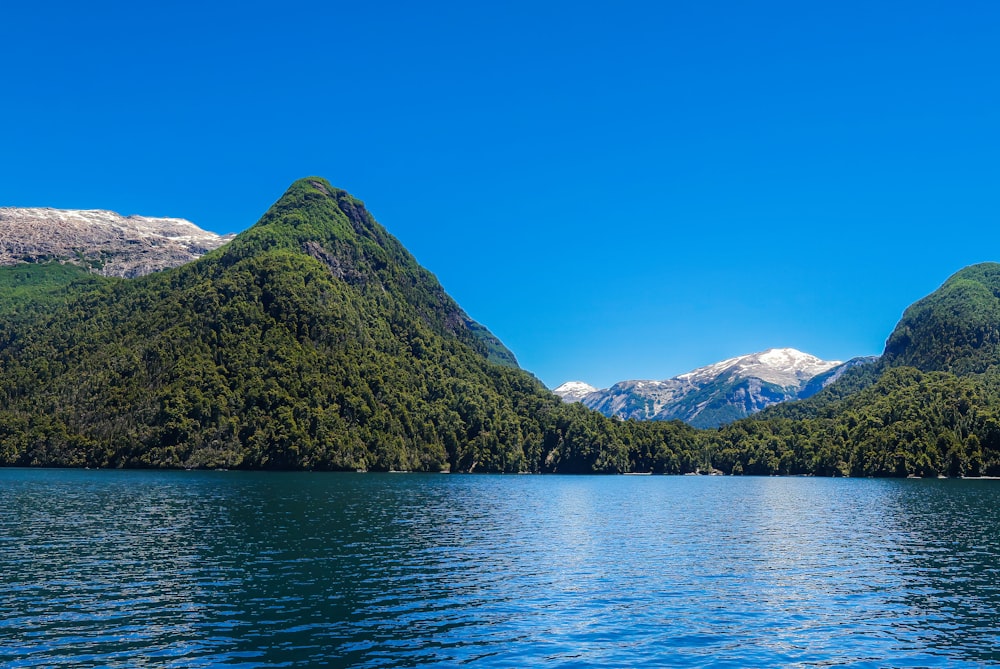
[2,1,999,389]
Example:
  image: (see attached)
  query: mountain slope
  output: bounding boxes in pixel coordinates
[0,178,696,474]
[797,356,881,400]
[560,348,841,428]
[705,265,1000,477]
[0,207,234,277]
[765,263,1000,425]
[227,178,519,368]
[883,263,1000,375]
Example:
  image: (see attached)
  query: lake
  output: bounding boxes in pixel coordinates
[2,470,999,667]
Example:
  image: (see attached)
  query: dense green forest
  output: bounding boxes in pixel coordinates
[1,180,999,476]
[710,367,1000,477]
[0,179,700,473]
[705,264,1000,476]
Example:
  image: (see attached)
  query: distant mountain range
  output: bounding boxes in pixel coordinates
[0,207,234,277]
[555,348,878,428]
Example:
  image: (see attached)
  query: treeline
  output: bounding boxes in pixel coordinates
[2,180,1000,477]
[7,253,995,477]
[0,251,703,473]
[708,367,1000,477]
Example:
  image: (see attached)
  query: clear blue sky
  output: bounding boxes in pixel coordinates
[3,1,999,389]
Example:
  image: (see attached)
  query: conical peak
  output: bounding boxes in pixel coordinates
[249,177,374,239]
[303,178,333,196]
[287,177,348,201]
[274,177,360,212]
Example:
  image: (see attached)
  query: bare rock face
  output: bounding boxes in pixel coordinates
[0,207,236,278]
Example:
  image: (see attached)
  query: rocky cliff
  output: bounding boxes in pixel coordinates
[0,207,235,278]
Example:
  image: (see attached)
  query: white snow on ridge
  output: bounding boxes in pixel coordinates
[3,207,226,240]
[0,207,236,277]
[553,381,599,402]
[677,347,841,387]
[558,347,846,426]
[559,347,842,407]
[676,354,746,385]
[0,207,231,241]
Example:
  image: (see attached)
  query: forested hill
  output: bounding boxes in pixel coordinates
[4,178,1000,477]
[883,263,1000,375]
[222,178,519,368]
[708,263,1000,478]
[0,178,700,473]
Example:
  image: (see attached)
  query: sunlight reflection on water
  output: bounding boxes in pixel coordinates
[2,470,999,667]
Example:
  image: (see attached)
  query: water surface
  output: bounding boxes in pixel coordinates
[2,470,999,667]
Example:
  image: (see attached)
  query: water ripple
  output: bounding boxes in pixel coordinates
[3,471,1000,667]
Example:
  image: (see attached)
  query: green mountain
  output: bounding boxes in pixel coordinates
[707,264,1000,477]
[710,366,1000,477]
[0,178,698,473]
[883,263,1000,375]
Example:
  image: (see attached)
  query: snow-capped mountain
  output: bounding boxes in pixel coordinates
[676,348,842,388]
[553,381,598,403]
[0,207,235,277]
[557,348,844,429]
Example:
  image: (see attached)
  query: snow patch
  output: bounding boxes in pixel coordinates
[0,207,235,277]
[553,381,599,403]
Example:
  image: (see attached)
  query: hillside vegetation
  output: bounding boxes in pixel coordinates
[707,265,1000,477]
[2,181,1000,477]
[0,179,699,473]
[883,263,1000,375]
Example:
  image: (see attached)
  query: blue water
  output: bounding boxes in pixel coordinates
[2,470,999,667]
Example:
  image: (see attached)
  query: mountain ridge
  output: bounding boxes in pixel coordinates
[0,207,235,278]
[2,180,1000,477]
[556,347,843,428]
